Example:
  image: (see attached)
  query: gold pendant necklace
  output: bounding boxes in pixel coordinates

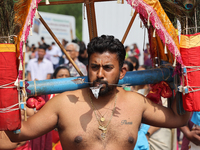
[89,90,117,140]
[98,125,107,139]
[100,117,105,122]
[93,98,115,122]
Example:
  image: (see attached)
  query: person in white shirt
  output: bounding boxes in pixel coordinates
[46,42,62,69]
[27,45,54,81]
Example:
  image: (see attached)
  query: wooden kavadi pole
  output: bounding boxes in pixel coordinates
[121,11,137,44]
[38,13,84,76]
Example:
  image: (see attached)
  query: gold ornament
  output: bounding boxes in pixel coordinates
[89,91,117,140]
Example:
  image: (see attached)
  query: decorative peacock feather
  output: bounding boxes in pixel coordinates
[160,0,200,34]
[0,0,15,43]
[0,0,28,43]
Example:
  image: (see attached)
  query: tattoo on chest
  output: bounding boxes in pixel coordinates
[121,120,132,125]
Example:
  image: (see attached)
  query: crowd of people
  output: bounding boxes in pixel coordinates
[24,37,87,81]
[1,35,200,150]
[24,36,152,82]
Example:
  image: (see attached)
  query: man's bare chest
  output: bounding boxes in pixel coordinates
[57,106,142,150]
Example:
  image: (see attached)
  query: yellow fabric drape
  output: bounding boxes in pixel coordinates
[143,0,180,52]
[155,34,173,64]
[180,34,200,49]
[0,44,16,52]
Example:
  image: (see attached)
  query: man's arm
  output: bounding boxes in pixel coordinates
[146,126,160,140]
[53,55,59,57]
[27,72,32,81]
[46,74,52,80]
[141,94,191,128]
[5,96,59,142]
[180,125,200,145]
[0,131,26,149]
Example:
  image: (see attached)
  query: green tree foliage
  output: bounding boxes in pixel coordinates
[38,0,82,40]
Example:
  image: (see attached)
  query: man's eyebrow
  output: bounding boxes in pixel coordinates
[91,63,99,66]
[103,64,114,67]
[91,63,114,66]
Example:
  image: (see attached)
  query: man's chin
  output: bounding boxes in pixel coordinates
[99,92,108,96]
[99,88,110,96]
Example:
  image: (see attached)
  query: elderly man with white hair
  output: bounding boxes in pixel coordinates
[64,42,87,77]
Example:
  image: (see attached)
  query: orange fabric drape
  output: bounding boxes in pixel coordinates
[148,26,174,64]
[143,0,180,51]
[14,0,32,57]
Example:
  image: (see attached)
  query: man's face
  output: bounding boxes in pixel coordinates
[88,52,122,96]
[66,44,78,60]
[38,48,46,59]
[48,46,52,50]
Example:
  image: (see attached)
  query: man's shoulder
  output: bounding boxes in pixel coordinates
[55,88,87,103]
[43,58,52,64]
[118,88,147,102]
[75,60,87,72]
[62,88,86,96]
[75,59,85,66]
[52,45,60,51]
[27,58,37,65]
[29,58,37,62]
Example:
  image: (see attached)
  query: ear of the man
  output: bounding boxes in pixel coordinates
[119,66,127,80]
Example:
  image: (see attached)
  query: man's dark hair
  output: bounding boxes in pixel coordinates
[124,46,129,50]
[87,35,125,68]
[72,39,78,43]
[123,61,134,71]
[46,45,51,49]
[140,64,152,70]
[38,45,46,51]
[79,41,86,55]
[128,56,139,70]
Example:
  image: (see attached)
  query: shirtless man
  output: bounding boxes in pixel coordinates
[6,35,190,150]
